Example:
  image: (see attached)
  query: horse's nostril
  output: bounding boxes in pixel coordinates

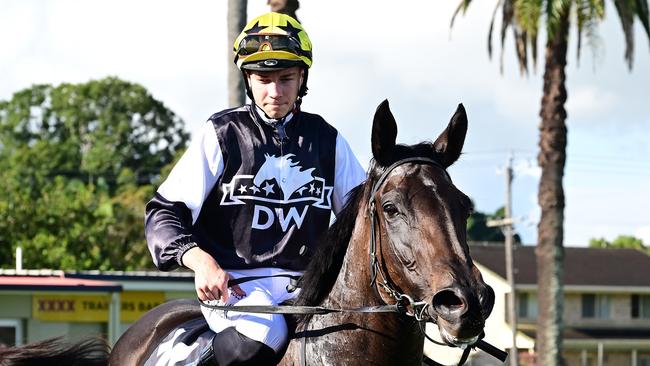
[432,289,467,319]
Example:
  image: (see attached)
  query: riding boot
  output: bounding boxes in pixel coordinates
[198,327,277,366]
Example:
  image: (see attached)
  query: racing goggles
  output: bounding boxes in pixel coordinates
[237,34,305,57]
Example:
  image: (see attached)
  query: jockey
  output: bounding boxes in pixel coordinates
[145,12,365,365]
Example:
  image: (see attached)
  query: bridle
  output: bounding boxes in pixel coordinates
[367,157,501,365]
[367,157,449,319]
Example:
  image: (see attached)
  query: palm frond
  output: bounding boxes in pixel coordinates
[635,0,650,47]
[450,0,473,29]
[531,30,539,71]
[488,0,505,59]
[500,0,516,74]
[515,28,530,75]
[547,0,572,41]
[575,0,605,66]
[515,0,544,35]
[514,0,543,73]
[613,0,636,68]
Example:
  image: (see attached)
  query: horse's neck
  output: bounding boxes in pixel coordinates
[322,213,376,308]
[310,211,425,364]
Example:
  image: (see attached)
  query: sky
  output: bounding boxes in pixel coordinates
[1,0,649,246]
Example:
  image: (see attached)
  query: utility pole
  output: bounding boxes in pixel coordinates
[487,154,518,366]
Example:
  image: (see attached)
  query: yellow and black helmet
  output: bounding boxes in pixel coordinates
[233,12,312,71]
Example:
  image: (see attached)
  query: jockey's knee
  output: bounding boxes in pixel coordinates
[199,327,277,366]
[236,313,288,352]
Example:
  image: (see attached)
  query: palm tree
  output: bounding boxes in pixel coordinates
[227,0,247,107]
[451,1,649,365]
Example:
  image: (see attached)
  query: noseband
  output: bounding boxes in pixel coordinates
[367,157,450,318]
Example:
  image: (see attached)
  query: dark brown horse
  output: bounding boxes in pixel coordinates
[0,101,497,366]
[275,100,495,365]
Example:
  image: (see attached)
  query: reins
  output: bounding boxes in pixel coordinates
[199,157,507,365]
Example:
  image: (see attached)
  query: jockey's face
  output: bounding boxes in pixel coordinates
[247,67,303,119]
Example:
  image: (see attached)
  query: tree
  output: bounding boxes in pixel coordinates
[0,77,188,270]
[228,0,247,107]
[451,0,650,365]
[467,205,522,243]
[452,1,650,364]
[590,235,646,251]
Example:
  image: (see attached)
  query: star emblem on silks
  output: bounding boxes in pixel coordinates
[219,174,332,210]
[245,21,266,35]
[262,182,275,196]
[278,21,302,38]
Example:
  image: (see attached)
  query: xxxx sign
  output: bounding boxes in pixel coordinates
[33,292,165,322]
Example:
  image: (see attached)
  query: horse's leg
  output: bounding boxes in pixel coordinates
[108,299,203,366]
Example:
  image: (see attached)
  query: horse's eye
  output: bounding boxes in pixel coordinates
[382,203,399,217]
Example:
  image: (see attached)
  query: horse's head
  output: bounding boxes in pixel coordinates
[367,100,494,348]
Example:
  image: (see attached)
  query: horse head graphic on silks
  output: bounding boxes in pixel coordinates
[253,153,315,201]
[219,153,332,211]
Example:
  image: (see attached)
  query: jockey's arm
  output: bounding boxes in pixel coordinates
[181,246,245,303]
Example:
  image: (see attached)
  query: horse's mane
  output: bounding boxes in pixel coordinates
[294,142,440,323]
[293,183,365,309]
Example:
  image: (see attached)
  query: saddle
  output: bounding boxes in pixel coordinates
[142,303,297,366]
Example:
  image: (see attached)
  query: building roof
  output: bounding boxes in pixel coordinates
[0,269,195,292]
[521,327,650,340]
[0,269,194,282]
[469,244,650,287]
[0,275,122,292]
[65,270,194,282]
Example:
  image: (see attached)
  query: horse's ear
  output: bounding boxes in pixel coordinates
[433,103,468,168]
[372,99,398,166]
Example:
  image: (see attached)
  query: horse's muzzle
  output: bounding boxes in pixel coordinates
[430,285,493,342]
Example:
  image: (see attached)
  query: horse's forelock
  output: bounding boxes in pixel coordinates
[368,142,438,177]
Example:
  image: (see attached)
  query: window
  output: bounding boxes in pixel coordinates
[517,293,538,319]
[581,294,610,319]
[0,319,23,347]
[639,353,650,366]
[632,295,650,318]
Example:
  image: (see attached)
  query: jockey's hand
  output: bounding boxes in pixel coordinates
[181,246,246,302]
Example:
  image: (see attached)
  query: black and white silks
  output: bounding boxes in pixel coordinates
[145,104,365,272]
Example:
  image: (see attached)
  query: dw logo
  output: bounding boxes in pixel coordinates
[220,154,332,232]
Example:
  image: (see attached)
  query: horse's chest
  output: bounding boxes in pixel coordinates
[281,316,421,366]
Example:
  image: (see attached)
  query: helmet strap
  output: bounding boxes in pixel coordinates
[242,70,255,101]
[298,67,309,97]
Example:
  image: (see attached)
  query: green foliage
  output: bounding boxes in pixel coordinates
[0,77,189,270]
[589,235,647,252]
[467,204,522,243]
[451,0,650,72]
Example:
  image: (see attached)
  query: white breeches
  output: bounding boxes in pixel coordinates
[200,267,302,353]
